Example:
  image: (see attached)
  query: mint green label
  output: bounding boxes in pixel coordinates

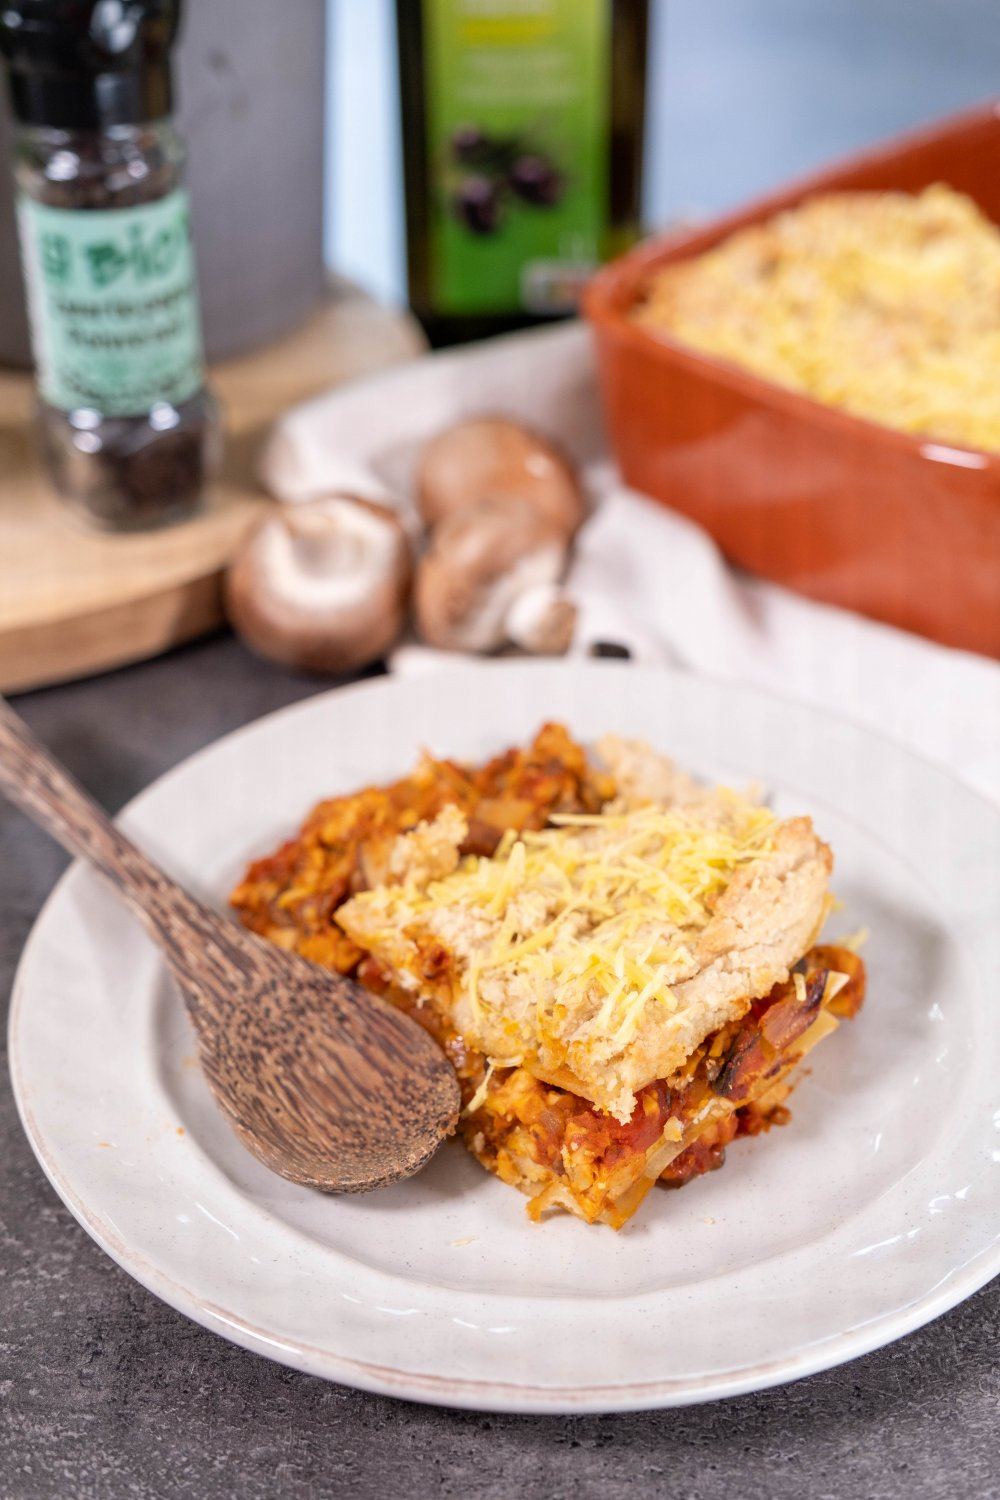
[17,189,204,416]
[423,0,610,315]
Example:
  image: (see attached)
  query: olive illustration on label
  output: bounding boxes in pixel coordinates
[445,126,565,235]
[450,125,491,166]
[452,175,504,235]
[508,153,565,208]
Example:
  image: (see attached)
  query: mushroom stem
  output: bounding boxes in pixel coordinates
[505,584,578,655]
[414,494,571,654]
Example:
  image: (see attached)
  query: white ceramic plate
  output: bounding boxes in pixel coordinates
[9,663,1000,1413]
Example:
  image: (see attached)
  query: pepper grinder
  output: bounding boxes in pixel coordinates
[0,0,219,532]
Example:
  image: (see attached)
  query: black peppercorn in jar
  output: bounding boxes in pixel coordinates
[0,0,219,531]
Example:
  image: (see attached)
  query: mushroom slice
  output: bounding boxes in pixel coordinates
[415,494,570,653]
[417,416,585,535]
[224,495,411,674]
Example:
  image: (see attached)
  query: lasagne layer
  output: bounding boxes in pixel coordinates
[231,725,865,1228]
[337,796,833,1121]
[360,943,866,1228]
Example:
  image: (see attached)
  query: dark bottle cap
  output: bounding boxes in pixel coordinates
[0,2,180,129]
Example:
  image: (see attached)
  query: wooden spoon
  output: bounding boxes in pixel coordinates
[0,697,460,1192]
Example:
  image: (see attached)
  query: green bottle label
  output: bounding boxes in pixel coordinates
[423,0,610,315]
[17,188,205,416]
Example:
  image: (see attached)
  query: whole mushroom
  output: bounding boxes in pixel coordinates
[415,493,575,654]
[416,416,585,536]
[225,495,411,674]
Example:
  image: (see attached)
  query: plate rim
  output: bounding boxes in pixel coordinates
[8,660,1000,1414]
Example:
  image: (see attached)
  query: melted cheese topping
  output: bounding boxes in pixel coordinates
[473,800,770,1034]
[634,185,1000,453]
[347,793,781,1113]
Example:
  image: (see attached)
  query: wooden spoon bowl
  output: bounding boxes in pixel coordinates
[193,943,460,1192]
[0,697,460,1193]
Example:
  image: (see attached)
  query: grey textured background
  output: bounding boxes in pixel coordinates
[2,635,998,1499]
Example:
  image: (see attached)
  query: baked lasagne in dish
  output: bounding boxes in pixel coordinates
[231,724,865,1228]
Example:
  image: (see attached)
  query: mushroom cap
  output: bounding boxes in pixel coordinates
[225,495,411,674]
[416,416,585,536]
[414,493,569,653]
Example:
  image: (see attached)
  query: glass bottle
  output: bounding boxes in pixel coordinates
[397,0,649,348]
[0,0,219,531]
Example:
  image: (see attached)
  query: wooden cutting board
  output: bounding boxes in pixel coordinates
[0,283,425,694]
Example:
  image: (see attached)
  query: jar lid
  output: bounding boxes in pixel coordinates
[0,1,180,129]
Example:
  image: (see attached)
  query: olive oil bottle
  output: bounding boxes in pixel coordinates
[397,0,648,346]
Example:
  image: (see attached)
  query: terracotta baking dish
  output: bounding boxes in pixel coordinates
[584,102,1000,657]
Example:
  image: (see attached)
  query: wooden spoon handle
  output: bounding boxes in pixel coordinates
[0,696,238,973]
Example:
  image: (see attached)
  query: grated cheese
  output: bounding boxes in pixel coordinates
[408,796,778,1070]
[462,1060,498,1116]
[462,1055,524,1116]
[634,185,1000,453]
[823,970,850,1003]
[337,777,834,1123]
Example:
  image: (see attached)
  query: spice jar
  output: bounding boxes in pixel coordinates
[0,0,219,531]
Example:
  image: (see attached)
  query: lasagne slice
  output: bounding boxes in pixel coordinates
[231,725,866,1229]
[337,789,833,1123]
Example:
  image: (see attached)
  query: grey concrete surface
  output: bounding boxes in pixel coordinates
[1,634,997,1500]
